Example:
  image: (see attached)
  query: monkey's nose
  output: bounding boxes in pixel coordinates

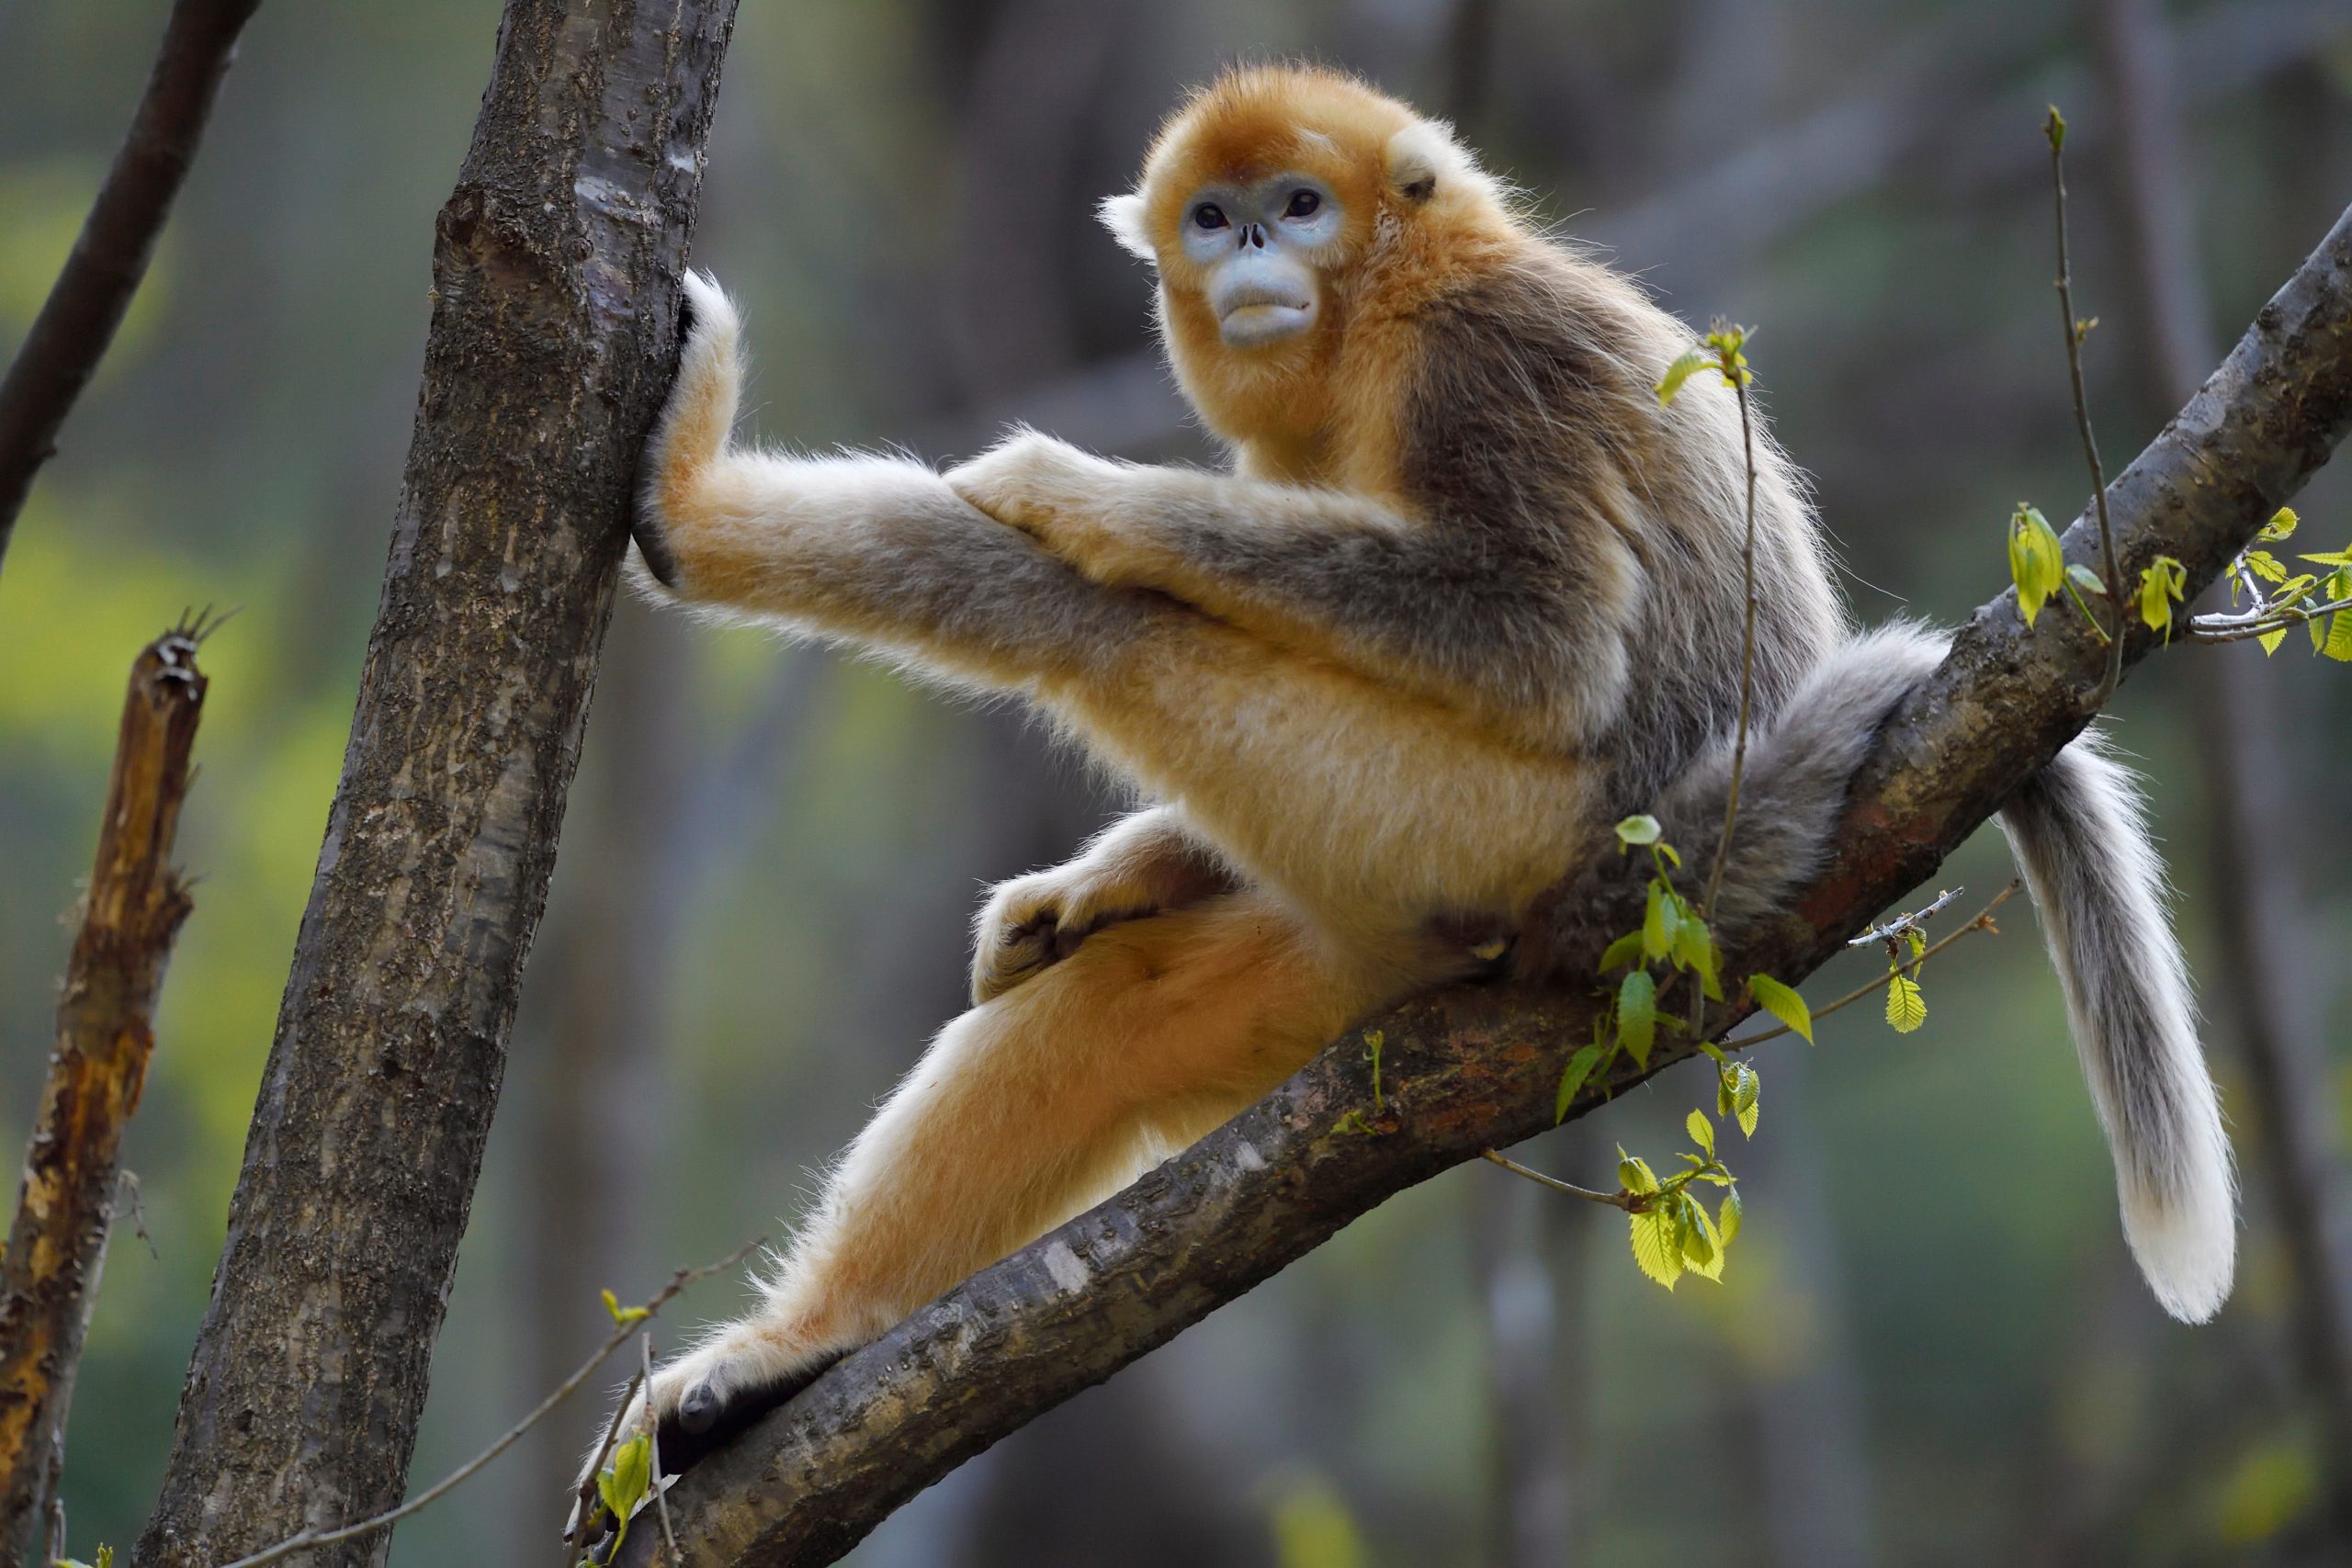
[1239,222,1267,250]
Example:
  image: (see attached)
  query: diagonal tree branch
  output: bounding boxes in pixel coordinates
[621,200,2352,1568]
[129,2,740,1563]
[0,0,264,570]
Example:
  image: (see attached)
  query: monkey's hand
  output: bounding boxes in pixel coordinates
[947,431,1139,581]
[971,807,1239,1004]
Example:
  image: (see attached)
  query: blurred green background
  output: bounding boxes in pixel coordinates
[6,1,2352,1563]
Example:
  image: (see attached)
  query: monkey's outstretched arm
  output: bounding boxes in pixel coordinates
[946,432,1629,747]
[639,276,1193,693]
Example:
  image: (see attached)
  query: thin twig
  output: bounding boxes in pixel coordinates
[0,0,266,566]
[1695,326,1762,1032]
[1845,886,1964,947]
[213,1238,763,1568]
[2188,596,2352,643]
[1480,1149,1647,1212]
[2047,107,2127,702]
[641,1331,678,1562]
[1732,882,2022,1050]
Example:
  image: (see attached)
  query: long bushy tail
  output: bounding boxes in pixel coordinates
[1998,734,2235,1322]
[1656,622,2235,1323]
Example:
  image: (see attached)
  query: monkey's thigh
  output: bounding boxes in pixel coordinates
[1024,887,1377,1157]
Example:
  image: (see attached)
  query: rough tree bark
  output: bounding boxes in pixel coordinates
[130,3,739,1563]
[0,629,207,1565]
[2093,0,2352,1542]
[0,0,263,569]
[617,203,2352,1568]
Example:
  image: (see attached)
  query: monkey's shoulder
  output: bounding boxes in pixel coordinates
[1382,249,1670,546]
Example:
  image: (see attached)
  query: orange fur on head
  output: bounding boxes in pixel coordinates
[1102,65,1521,486]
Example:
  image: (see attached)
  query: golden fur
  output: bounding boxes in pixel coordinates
[576,64,2233,1521]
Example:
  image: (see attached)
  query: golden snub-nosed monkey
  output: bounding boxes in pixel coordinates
[573,60,2234,1529]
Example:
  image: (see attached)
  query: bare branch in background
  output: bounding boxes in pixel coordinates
[0,0,263,570]
[0,624,208,1563]
[2092,0,2352,1543]
[127,3,741,1562]
[619,205,2352,1568]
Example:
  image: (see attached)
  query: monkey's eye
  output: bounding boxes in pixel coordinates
[1283,189,1321,219]
[1192,204,1229,231]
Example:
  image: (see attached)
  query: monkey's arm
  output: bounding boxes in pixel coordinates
[638,276,1192,693]
[972,806,1241,1003]
[947,432,1629,747]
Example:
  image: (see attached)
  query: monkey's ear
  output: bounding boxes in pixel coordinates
[1385,119,1471,205]
[1097,192,1157,263]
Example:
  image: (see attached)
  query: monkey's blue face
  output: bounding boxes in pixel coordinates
[1177,174,1343,348]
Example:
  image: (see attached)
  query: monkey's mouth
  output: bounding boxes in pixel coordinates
[1215,284,1317,347]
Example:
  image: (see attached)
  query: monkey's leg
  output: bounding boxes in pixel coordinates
[605,891,1381,1476]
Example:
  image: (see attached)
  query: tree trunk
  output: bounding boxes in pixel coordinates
[0,629,206,1566]
[130,4,738,1563]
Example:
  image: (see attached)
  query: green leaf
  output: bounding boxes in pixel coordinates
[1886,973,1928,1033]
[2262,506,2300,542]
[1642,881,1676,962]
[2327,610,2352,662]
[1597,931,1645,973]
[1555,1043,1603,1122]
[1731,1063,1760,1137]
[1680,1196,1725,1280]
[2044,104,2067,151]
[1617,968,1657,1068]
[1614,813,1661,848]
[1686,1108,1715,1159]
[599,1432,654,1523]
[2009,504,2065,626]
[2300,544,2352,567]
[1716,1068,1735,1118]
[1655,349,1713,408]
[1747,974,1813,1043]
[1630,1208,1683,1289]
[601,1288,650,1326]
[2246,549,2290,583]
[1718,1185,1744,1248]
[2138,556,2188,637]
[1669,901,1710,970]
[2066,562,2109,597]
[1679,1196,1718,1269]
[2259,625,2289,656]
[1617,1149,1660,1195]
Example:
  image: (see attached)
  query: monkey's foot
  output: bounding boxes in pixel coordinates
[970,842,1235,1004]
[565,1323,846,1546]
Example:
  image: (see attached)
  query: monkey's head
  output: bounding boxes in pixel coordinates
[1101,65,1512,463]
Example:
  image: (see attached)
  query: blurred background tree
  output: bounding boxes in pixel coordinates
[6,0,2352,1562]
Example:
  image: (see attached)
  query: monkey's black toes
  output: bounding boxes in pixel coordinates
[631,513,682,588]
[650,1350,847,1477]
[678,1380,719,1434]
